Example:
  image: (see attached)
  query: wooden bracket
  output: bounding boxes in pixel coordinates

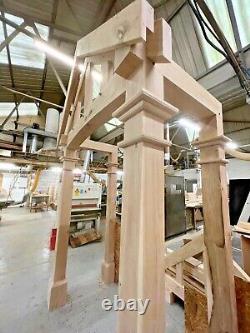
[146,18,172,63]
[114,45,143,79]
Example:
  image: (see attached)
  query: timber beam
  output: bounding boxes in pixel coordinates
[76,0,154,58]
[80,139,117,155]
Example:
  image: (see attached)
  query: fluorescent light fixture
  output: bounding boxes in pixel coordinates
[34,39,104,81]
[78,63,85,72]
[92,69,102,83]
[178,118,201,132]
[164,152,170,161]
[50,166,62,173]
[34,39,75,67]
[226,141,238,150]
[0,162,19,171]
[33,39,104,79]
[73,168,82,175]
[117,170,124,176]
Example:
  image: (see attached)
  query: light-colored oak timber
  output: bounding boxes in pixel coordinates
[114,88,178,122]
[83,62,94,120]
[114,45,143,79]
[80,139,117,154]
[48,148,78,310]
[72,101,82,129]
[101,153,118,283]
[74,73,85,109]
[122,42,167,101]
[116,94,177,333]
[146,19,172,63]
[203,247,213,323]
[51,3,240,332]
[156,60,221,118]
[79,138,118,284]
[85,51,114,65]
[165,274,184,301]
[58,57,80,143]
[165,234,204,268]
[196,119,238,333]
[100,60,113,93]
[67,75,127,150]
[76,0,154,58]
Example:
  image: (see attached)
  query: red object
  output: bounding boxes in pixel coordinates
[49,228,57,251]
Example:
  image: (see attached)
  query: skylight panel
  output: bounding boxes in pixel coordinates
[195,0,237,68]
[109,118,122,126]
[0,23,8,63]
[104,123,116,132]
[0,19,5,44]
[231,0,250,48]
[0,13,49,69]
[0,103,38,117]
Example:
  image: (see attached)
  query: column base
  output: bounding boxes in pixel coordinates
[48,279,67,311]
[101,261,115,284]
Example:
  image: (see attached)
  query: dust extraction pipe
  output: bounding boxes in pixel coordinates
[79,150,92,183]
[226,148,250,161]
[30,169,42,193]
[43,108,60,149]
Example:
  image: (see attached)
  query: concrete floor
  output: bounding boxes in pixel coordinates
[0,207,184,333]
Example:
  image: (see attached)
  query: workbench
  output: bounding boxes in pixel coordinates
[30,194,50,212]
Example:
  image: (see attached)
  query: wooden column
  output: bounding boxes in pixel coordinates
[114,92,176,333]
[241,235,250,276]
[101,152,118,283]
[48,148,77,310]
[197,119,238,332]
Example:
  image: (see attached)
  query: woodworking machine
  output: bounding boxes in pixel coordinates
[70,183,102,235]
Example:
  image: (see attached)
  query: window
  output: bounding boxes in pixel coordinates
[104,118,122,132]
[0,20,8,63]
[195,0,237,68]
[92,65,102,99]
[0,103,38,117]
[0,13,49,69]
[108,118,122,126]
[231,0,250,47]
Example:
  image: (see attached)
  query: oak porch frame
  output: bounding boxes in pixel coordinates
[48,1,238,332]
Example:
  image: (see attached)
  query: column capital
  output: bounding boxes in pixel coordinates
[194,135,230,149]
[194,135,229,165]
[59,134,68,146]
[106,162,118,174]
[60,149,79,169]
[118,134,171,150]
[198,158,228,166]
[113,89,178,123]
[106,162,119,168]
[60,156,79,163]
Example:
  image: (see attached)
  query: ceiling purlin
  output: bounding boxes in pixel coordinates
[1,10,20,128]
[39,0,60,113]
[89,0,118,33]
[64,0,84,34]
[0,1,82,38]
